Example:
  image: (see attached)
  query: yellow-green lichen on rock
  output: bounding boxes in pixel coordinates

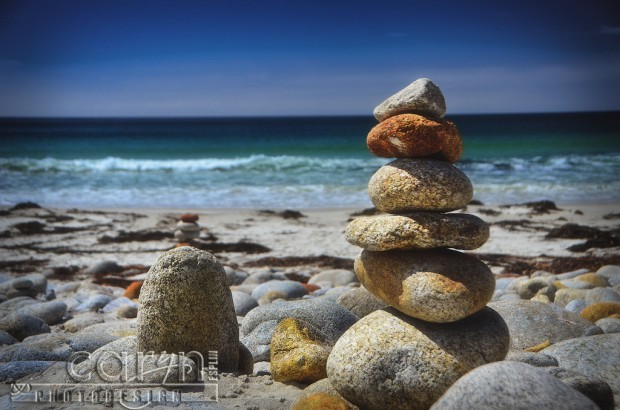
[270,317,332,383]
[580,302,620,322]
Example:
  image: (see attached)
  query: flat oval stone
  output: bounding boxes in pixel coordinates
[355,249,494,322]
[368,158,472,213]
[367,114,462,162]
[326,307,509,410]
[346,212,489,251]
[373,78,446,121]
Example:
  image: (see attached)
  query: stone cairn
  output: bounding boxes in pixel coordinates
[326,79,510,409]
[174,213,202,242]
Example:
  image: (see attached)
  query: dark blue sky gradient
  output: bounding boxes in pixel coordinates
[1,0,619,116]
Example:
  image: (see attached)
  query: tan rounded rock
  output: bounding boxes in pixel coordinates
[137,247,239,371]
[326,308,509,410]
[346,212,489,251]
[368,158,472,213]
[367,114,462,162]
[354,249,495,322]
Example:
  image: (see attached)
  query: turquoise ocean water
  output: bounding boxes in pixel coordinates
[1,112,619,209]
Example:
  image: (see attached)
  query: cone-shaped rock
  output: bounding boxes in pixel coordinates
[374,78,446,121]
[368,158,473,213]
[137,247,239,371]
[346,213,489,251]
[367,114,462,163]
[326,307,509,410]
[354,249,495,322]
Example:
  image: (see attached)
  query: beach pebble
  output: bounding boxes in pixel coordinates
[541,333,620,407]
[366,114,461,162]
[544,367,615,410]
[100,296,139,314]
[580,302,620,322]
[368,158,472,213]
[302,378,355,406]
[597,265,620,286]
[355,249,494,322]
[336,287,389,318]
[0,361,57,383]
[61,311,105,333]
[554,288,589,308]
[504,351,559,367]
[557,279,595,289]
[488,300,602,350]
[307,269,358,288]
[515,277,557,301]
[11,301,67,325]
[251,280,308,302]
[224,266,249,286]
[565,299,588,314]
[242,269,278,285]
[292,392,353,410]
[430,361,598,410]
[270,318,331,383]
[373,78,446,121]
[555,268,591,280]
[241,298,358,362]
[81,319,137,337]
[494,277,517,291]
[0,335,71,362]
[232,290,259,316]
[138,247,239,371]
[242,320,278,362]
[73,294,113,312]
[0,313,50,341]
[116,304,138,318]
[0,330,18,346]
[595,317,620,333]
[574,272,609,287]
[346,213,488,251]
[319,286,357,302]
[327,307,509,410]
[585,287,620,304]
[85,260,123,275]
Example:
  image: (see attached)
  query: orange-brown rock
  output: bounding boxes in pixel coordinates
[580,302,620,322]
[123,281,143,300]
[367,114,462,162]
[292,392,353,410]
[180,213,199,223]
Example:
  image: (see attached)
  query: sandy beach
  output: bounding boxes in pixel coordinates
[1,200,619,277]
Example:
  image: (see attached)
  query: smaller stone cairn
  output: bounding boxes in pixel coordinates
[174,213,202,242]
[327,78,510,409]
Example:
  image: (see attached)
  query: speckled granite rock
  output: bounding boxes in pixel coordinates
[355,249,494,322]
[368,158,472,213]
[336,287,389,318]
[137,247,239,371]
[430,361,598,410]
[367,114,461,162]
[346,213,488,251]
[326,308,509,410]
[373,78,446,121]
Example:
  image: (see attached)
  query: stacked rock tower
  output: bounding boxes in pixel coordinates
[326,79,510,409]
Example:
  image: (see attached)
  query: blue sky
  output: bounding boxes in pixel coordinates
[0,0,619,116]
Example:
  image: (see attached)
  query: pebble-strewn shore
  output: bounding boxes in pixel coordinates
[0,199,619,409]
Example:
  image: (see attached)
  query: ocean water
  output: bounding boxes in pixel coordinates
[1,112,619,209]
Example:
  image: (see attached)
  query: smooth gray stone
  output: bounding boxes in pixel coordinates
[494,277,517,291]
[241,320,278,362]
[73,294,113,312]
[81,320,137,337]
[544,366,614,410]
[555,268,591,280]
[0,361,57,383]
[308,270,358,287]
[321,286,356,302]
[0,330,18,346]
[61,311,105,333]
[430,361,598,410]
[597,265,620,285]
[585,287,620,304]
[373,78,446,121]
[15,301,67,325]
[251,280,308,301]
[505,351,559,367]
[0,335,72,362]
[488,300,602,350]
[241,269,277,285]
[565,299,588,314]
[100,296,139,313]
[541,333,620,406]
[224,265,249,286]
[84,260,123,275]
[595,317,620,333]
[0,313,50,341]
[232,290,259,316]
